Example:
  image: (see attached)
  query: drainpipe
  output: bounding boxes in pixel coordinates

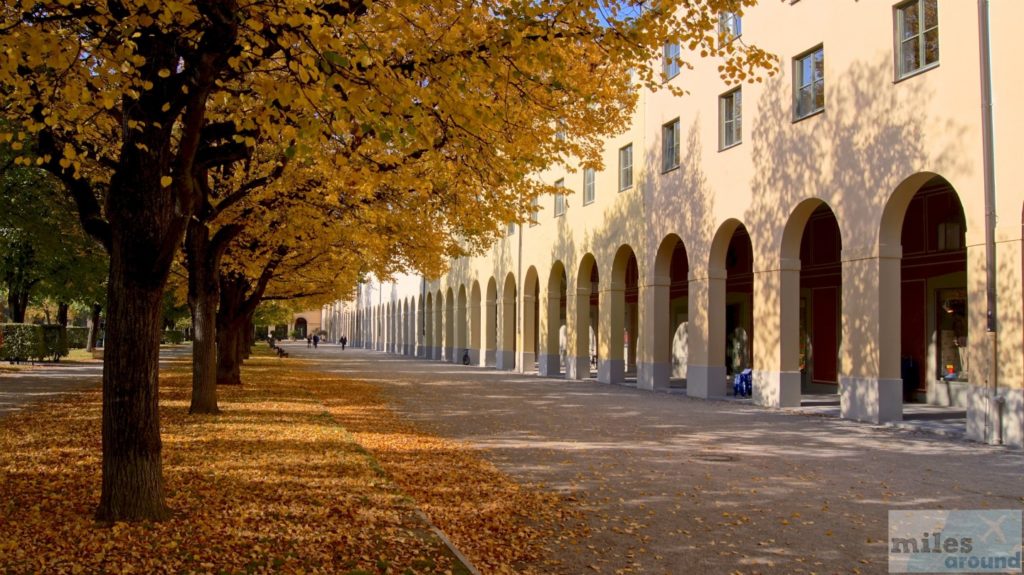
[519,203,525,373]
[977,0,1002,444]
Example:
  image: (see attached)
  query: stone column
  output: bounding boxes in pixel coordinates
[566,286,592,380]
[496,294,516,370]
[839,243,903,423]
[598,281,625,384]
[686,267,727,398]
[751,258,802,408]
[637,276,671,391]
[518,292,536,373]
[538,288,561,376]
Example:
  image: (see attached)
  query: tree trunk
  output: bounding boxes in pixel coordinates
[96,238,173,522]
[216,319,244,385]
[57,302,69,327]
[87,303,102,352]
[7,289,28,323]
[242,314,254,360]
[186,220,220,414]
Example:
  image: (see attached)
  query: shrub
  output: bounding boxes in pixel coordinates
[41,325,69,361]
[0,324,45,363]
[66,327,89,349]
[161,330,184,345]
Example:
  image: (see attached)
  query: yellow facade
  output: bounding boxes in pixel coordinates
[329,1,1024,447]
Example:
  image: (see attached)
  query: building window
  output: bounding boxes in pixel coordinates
[896,0,938,78]
[663,41,680,80]
[794,46,824,120]
[507,222,516,236]
[554,178,565,216]
[661,119,680,173]
[719,88,742,149]
[583,168,596,205]
[529,196,539,226]
[718,11,742,43]
[619,144,633,191]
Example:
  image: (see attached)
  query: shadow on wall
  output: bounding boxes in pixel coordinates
[742,55,969,383]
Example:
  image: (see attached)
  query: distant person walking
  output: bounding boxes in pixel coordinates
[306,335,312,348]
[340,335,347,350]
[313,334,320,349]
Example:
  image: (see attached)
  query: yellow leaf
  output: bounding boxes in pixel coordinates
[161,176,173,187]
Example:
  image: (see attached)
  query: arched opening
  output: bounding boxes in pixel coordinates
[294,317,308,340]
[541,261,568,377]
[522,267,540,373]
[432,289,444,360]
[456,285,468,363]
[602,245,639,384]
[403,299,411,355]
[444,288,455,362]
[424,293,434,356]
[706,221,753,396]
[647,235,689,391]
[782,201,843,398]
[485,277,498,367]
[498,272,517,370]
[569,254,600,379]
[882,175,968,406]
[470,281,482,365]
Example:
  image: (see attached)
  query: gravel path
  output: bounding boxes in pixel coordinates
[293,344,1024,575]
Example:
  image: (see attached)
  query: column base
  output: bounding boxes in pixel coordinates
[484,349,496,367]
[496,350,515,370]
[637,362,670,391]
[687,365,726,398]
[431,346,443,360]
[598,358,625,384]
[839,376,903,423]
[445,346,455,363]
[754,370,802,408]
[967,385,1023,447]
[538,353,561,377]
[566,355,591,380]
[518,351,536,373]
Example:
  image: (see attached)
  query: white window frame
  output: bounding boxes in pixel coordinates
[663,42,680,80]
[719,88,742,150]
[529,196,539,226]
[718,11,742,43]
[793,45,824,120]
[554,179,565,217]
[895,0,939,79]
[583,168,596,205]
[661,119,680,173]
[619,144,633,191]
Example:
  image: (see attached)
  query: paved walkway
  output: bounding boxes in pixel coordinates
[291,344,1024,575]
[0,346,191,419]
[0,361,103,418]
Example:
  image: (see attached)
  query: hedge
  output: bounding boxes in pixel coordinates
[41,325,69,361]
[0,324,45,363]
[66,327,89,349]
[161,330,184,345]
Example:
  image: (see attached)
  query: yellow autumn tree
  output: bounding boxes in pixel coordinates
[0,0,774,521]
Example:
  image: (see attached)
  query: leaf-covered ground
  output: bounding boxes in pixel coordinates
[0,352,575,574]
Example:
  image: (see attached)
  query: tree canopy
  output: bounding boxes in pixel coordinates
[0,0,775,522]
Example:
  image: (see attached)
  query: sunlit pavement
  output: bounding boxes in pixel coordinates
[290,343,1024,575]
